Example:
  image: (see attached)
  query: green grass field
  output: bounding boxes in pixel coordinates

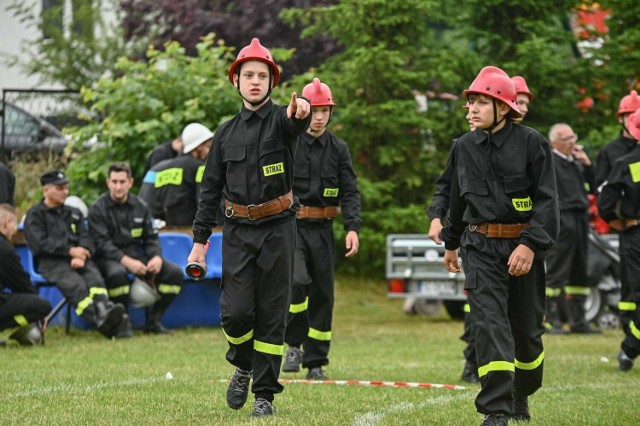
[2,276,638,425]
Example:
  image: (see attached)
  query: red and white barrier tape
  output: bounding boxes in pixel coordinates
[278,378,466,391]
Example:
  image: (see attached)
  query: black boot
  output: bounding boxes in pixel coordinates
[144,298,172,334]
[95,300,125,338]
[567,295,601,334]
[114,313,134,338]
[544,295,566,334]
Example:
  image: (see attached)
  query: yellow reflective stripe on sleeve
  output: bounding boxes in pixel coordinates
[14,314,28,326]
[289,297,309,314]
[515,351,544,371]
[158,284,181,294]
[108,285,130,298]
[90,287,108,296]
[222,328,254,345]
[463,303,470,313]
[630,321,640,340]
[629,161,640,183]
[564,286,590,296]
[155,168,184,187]
[619,301,637,312]
[75,295,93,315]
[254,340,284,356]
[308,327,332,341]
[546,287,562,297]
[195,165,205,183]
[478,360,515,378]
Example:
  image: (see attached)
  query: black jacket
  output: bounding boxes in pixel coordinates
[595,133,636,190]
[294,131,362,233]
[597,145,640,222]
[193,100,311,243]
[89,193,161,262]
[144,140,179,177]
[552,151,594,213]
[24,200,93,261]
[0,234,37,294]
[139,155,205,226]
[441,121,560,253]
[0,162,15,206]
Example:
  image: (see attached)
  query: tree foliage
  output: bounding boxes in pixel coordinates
[118,0,341,80]
[65,35,240,201]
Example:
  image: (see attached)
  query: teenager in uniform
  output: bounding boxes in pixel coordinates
[0,204,51,345]
[143,135,183,178]
[187,38,311,417]
[90,162,184,335]
[24,170,125,338]
[440,66,559,425]
[597,107,640,372]
[510,76,534,124]
[545,123,599,334]
[281,78,362,380]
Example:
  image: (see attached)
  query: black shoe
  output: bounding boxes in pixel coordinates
[482,413,509,426]
[618,350,634,372]
[226,368,251,409]
[96,302,125,338]
[250,398,275,417]
[282,346,303,372]
[461,361,480,383]
[513,396,530,422]
[306,367,327,380]
[481,413,509,426]
[115,314,134,338]
[144,319,172,334]
[570,324,602,334]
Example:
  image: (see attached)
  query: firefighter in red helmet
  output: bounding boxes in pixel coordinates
[510,76,534,123]
[188,38,311,418]
[281,78,362,380]
[440,66,559,425]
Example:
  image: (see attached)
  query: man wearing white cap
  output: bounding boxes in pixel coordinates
[139,123,214,227]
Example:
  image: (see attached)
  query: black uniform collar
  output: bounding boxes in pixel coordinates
[473,120,513,148]
[301,131,328,146]
[105,193,134,208]
[619,134,637,149]
[240,99,273,121]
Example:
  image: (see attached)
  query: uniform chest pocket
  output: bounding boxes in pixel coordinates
[460,177,488,196]
[223,145,247,188]
[321,169,339,198]
[260,139,286,178]
[502,174,532,211]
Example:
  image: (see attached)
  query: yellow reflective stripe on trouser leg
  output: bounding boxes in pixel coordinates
[478,360,515,378]
[158,284,181,294]
[308,327,332,341]
[108,285,130,298]
[515,351,545,371]
[619,301,637,312]
[289,297,309,314]
[75,287,107,316]
[13,314,28,326]
[564,286,590,296]
[222,327,254,345]
[254,340,284,356]
[630,321,640,340]
[546,287,562,297]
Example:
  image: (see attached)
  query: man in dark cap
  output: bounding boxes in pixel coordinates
[24,170,126,338]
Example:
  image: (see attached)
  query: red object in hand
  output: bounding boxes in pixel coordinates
[185,241,210,280]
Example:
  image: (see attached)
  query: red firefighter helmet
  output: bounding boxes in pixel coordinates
[463,66,522,118]
[302,78,336,107]
[616,90,640,116]
[511,76,534,101]
[627,108,640,141]
[228,38,280,87]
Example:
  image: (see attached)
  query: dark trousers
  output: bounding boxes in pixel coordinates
[0,293,51,330]
[619,228,640,358]
[462,306,477,365]
[220,219,296,399]
[37,258,107,322]
[285,222,335,369]
[619,227,640,336]
[96,255,183,312]
[462,243,545,416]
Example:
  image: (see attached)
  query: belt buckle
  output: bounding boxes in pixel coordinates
[246,204,257,221]
[469,224,478,232]
[224,206,235,218]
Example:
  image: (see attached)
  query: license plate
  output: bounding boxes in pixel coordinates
[418,280,459,297]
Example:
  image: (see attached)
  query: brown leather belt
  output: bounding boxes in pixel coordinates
[297,205,341,219]
[469,222,529,238]
[623,218,640,230]
[225,191,293,220]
